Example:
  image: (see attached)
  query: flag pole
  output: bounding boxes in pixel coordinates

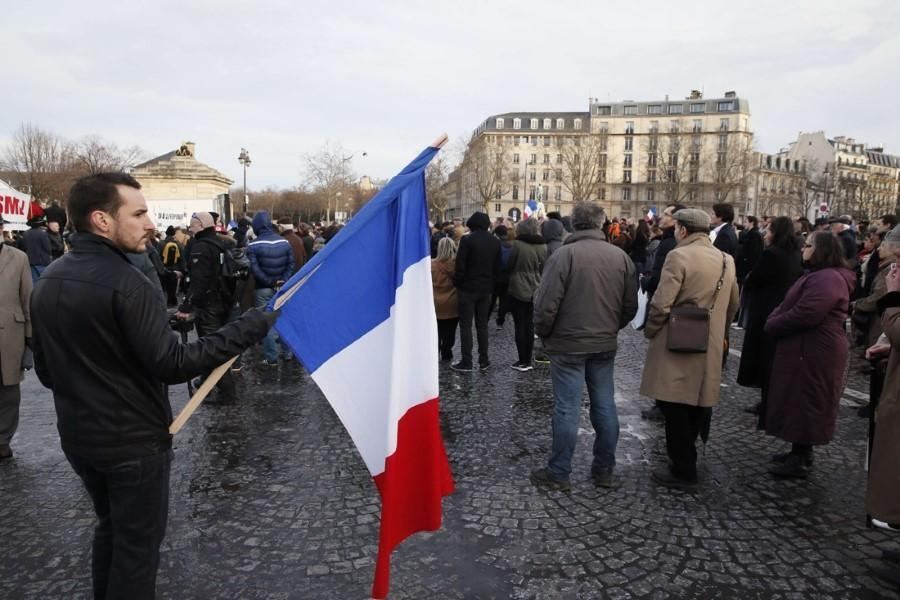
[169,356,239,434]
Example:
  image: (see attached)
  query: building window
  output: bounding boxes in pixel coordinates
[529,153,536,164]
[595,106,611,116]
[623,170,632,183]
[718,101,735,111]
[529,171,536,181]
[689,152,700,164]
[647,189,655,203]
[599,187,607,200]
[556,153,562,164]
[690,103,705,113]
[574,119,582,130]
[624,154,633,168]
[690,169,699,183]
[720,118,729,131]
[513,153,520,164]
[532,136,538,146]
[649,120,659,133]
[514,136,520,146]
[648,104,662,115]
[543,170,549,181]
[670,120,680,132]
[692,119,702,133]
[494,203,502,213]
[718,135,727,150]
[529,187,536,200]
[624,137,633,151]
[543,118,551,129]
[668,104,683,114]
[555,169,562,180]
[530,118,538,130]
[513,118,521,129]
[622,187,632,201]
[512,185,519,200]
[625,121,635,135]
[543,136,551,146]
[668,154,678,167]
[648,153,658,168]
[624,105,638,115]
[648,171,657,183]
[692,135,702,149]
[597,121,609,134]
[495,118,505,129]
[556,118,565,129]
[543,154,550,164]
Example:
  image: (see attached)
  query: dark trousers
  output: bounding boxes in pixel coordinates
[659,401,710,481]
[66,449,173,600]
[196,303,235,399]
[162,272,179,307]
[457,290,491,366]
[509,297,535,364]
[490,282,509,325]
[437,318,459,361]
[0,384,21,446]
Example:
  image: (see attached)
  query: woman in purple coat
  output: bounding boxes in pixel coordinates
[764,231,856,478]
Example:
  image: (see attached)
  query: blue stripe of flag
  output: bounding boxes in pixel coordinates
[271,146,438,373]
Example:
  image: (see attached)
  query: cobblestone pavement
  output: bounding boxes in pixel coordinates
[1,324,898,599]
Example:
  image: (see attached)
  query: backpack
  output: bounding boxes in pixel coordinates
[198,237,250,304]
[161,240,182,268]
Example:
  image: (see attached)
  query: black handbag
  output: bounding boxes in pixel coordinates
[667,253,727,353]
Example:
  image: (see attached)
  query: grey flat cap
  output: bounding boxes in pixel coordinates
[886,224,900,245]
[673,208,711,230]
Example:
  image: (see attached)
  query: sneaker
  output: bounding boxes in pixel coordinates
[533,353,550,364]
[496,321,504,331]
[769,454,809,478]
[479,361,491,371]
[530,468,571,492]
[451,362,474,372]
[230,365,243,373]
[651,467,699,491]
[641,405,665,421]
[591,467,617,489]
[872,519,900,532]
[0,445,12,460]
[771,452,813,467]
[511,362,533,372]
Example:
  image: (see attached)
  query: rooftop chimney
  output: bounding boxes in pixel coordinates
[724,90,736,98]
[689,89,702,99]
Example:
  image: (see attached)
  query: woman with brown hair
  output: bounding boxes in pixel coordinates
[432,237,459,362]
[764,231,856,478]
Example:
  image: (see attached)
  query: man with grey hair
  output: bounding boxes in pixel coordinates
[530,202,637,491]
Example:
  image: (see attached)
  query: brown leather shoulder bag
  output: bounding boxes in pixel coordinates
[666,252,727,353]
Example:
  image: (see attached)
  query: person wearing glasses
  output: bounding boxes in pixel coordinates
[763,231,855,478]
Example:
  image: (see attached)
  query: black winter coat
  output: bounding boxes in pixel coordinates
[736,246,803,390]
[453,230,501,294]
[713,222,738,257]
[181,229,229,312]
[642,228,676,299]
[31,233,271,462]
[735,227,763,283]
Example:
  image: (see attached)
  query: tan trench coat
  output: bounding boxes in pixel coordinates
[639,233,739,407]
[866,300,900,523]
[0,244,33,386]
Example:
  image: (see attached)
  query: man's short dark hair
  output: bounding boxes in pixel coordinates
[712,203,734,223]
[665,203,687,214]
[881,214,898,228]
[747,215,758,227]
[67,172,141,233]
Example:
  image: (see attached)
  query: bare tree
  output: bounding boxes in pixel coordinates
[706,133,755,205]
[73,136,146,174]
[426,155,450,222]
[302,141,357,222]
[640,128,695,207]
[2,123,76,202]
[556,132,610,203]
[461,134,510,213]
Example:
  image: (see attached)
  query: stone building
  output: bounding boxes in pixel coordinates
[746,152,809,218]
[448,91,754,220]
[130,141,233,230]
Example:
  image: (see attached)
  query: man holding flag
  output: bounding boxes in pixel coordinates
[272,137,455,599]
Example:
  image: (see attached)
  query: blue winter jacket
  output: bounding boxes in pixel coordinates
[247,212,294,288]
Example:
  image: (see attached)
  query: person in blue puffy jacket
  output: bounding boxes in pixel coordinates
[247,211,294,365]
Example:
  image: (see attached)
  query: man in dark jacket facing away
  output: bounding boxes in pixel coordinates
[530,201,637,491]
[736,215,764,285]
[830,215,858,269]
[247,211,294,365]
[30,173,277,600]
[22,216,53,282]
[452,211,500,371]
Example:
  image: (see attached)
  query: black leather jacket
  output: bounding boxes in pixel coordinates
[31,232,271,461]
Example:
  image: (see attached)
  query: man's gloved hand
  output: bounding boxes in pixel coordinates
[22,342,34,372]
[262,308,282,330]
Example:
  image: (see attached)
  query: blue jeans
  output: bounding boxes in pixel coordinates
[254,287,279,362]
[65,449,173,600]
[30,264,46,283]
[547,351,619,481]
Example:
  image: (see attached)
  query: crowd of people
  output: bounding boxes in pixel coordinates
[1,169,899,594]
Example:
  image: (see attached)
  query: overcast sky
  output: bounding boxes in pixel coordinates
[3,0,898,189]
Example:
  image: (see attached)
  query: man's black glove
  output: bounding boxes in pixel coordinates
[262,309,282,330]
[22,340,34,372]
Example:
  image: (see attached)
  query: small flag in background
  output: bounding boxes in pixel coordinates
[524,198,539,219]
[272,145,455,599]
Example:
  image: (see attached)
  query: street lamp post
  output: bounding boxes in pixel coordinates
[238,148,251,215]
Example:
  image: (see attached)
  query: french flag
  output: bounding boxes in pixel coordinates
[524,198,539,219]
[272,143,454,598]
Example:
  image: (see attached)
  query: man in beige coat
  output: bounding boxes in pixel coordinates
[640,209,739,489]
[0,216,33,459]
